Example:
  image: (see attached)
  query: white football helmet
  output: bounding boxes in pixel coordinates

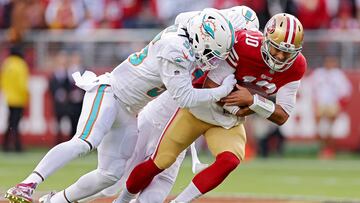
[187,8,235,71]
[261,13,304,72]
[223,6,259,31]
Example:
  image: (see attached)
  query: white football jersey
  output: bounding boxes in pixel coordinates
[110,25,196,113]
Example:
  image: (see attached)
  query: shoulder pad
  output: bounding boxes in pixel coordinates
[157,36,196,68]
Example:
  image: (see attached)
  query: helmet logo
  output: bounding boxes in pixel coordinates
[201,15,216,39]
[267,19,276,34]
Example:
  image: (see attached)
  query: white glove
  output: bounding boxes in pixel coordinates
[211,74,236,101]
[221,74,237,92]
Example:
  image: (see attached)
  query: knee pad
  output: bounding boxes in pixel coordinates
[62,138,92,157]
[97,169,119,184]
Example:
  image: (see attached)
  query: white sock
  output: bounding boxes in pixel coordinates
[64,169,117,201]
[113,187,136,203]
[78,177,124,202]
[137,175,173,203]
[77,191,106,203]
[174,181,202,202]
[22,172,43,185]
[50,190,70,203]
[32,139,90,179]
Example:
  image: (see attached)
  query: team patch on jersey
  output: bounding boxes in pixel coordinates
[172,50,192,66]
[174,57,184,63]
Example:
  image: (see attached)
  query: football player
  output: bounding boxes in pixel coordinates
[115,13,307,203]
[5,8,236,203]
[43,6,258,203]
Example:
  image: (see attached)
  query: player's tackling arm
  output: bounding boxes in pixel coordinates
[159,58,235,108]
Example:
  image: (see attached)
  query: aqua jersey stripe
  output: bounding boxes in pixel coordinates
[228,20,235,49]
[80,85,107,140]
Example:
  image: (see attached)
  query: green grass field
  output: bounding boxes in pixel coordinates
[1,150,360,202]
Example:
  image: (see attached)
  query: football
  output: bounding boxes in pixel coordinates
[236,81,269,98]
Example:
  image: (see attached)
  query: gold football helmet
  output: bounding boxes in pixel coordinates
[261,13,304,72]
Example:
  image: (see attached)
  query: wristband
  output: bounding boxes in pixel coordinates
[249,94,275,118]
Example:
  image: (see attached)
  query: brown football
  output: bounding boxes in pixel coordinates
[236,81,269,98]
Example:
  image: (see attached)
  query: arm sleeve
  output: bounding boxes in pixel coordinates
[207,61,236,85]
[159,58,228,108]
[276,80,301,115]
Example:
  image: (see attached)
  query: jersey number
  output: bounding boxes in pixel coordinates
[245,33,259,47]
[243,76,277,94]
[129,25,178,66]
[146,85,166,98]
[129,45,149,66]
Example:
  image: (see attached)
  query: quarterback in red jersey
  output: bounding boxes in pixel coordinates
[116,13,307,203]
[212,12,307,126]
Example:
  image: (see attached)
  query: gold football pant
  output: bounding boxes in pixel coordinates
[153,108,247,169]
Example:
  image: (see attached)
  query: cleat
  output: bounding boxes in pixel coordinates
[4,183,37,203]
[39,191,56,203]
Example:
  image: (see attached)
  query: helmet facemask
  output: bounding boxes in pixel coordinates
[261,38,301,72]
[195,47,228,71]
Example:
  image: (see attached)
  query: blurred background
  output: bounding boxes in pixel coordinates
[1,0,360,202]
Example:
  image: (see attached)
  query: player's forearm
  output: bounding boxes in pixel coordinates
[235,107,254,117]
[165,75,226,108]
[267,105,289,125]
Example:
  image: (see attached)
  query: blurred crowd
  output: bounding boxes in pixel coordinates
[0,0,357,158]
[1,0,360,42]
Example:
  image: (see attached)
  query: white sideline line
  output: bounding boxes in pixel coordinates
[1,191,360,202]
[205,192,360,202]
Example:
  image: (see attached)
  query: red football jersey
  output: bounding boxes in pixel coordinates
[226,29,307,96]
